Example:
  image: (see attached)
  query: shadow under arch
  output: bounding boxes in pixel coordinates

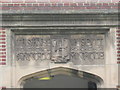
[18,67,104,88]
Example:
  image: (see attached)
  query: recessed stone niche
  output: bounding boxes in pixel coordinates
[13,29,106,65]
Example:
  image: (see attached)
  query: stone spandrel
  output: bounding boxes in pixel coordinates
[15,34,105,65]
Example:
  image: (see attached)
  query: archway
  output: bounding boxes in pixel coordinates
[19,67,103,88]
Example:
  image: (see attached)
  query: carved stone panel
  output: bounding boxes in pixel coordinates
[70,34,104,65]
[15,35,51,61]
[51,35,70,63]
[15,33,105,65]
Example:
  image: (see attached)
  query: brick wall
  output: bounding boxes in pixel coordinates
[117,27,120,64]
[0,28,6,65]
[1,2,119,10]
[0,0,119,3]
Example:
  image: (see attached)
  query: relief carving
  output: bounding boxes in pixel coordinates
[15,34,105,65]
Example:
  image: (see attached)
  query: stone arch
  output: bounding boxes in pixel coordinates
[18,67,104,88]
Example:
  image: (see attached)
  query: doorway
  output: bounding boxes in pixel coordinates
[23,74,97,88]
[20,67,102,88]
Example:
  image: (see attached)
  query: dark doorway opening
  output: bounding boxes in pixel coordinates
[23,74,97,88]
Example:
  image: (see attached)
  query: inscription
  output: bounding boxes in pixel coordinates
[15,34,105,65]
[15,36,51,61]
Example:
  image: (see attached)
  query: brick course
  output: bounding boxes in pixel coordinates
[1,0,119,3]
[117,29,120,64]
[1,2,119,10]
[0,28,6,65]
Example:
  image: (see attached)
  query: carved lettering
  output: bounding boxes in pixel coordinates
[15,34,105,65]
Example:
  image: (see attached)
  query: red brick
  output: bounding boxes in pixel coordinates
[0,52,6,54]
[0,38,6,40]
[11,7,23,10]
[117,37,120,39]
[12,0,24,3]
[117,44,120,46]
[117,34,120,36]
[0,45,6,47]
[117,61,120,64]
[21,4,26,6]
[117,58,120,60]
[51,3,57,6]
[8,4,14,6]
[45,3,51,6]
[0,49,6,51]
[116,30,120,33]
[117,54,120,57]
[64,3,70,6]
[117,85,120,88]
[0,35,6,37]
[0,56,6,58]
[86,6,98,9]
[27,4,33,6]
[84,3,90,6]
[70,3,77,6]
[99,6,111,9]
[109,3,115,5]
[2,7,10,10]
[50,7,61,10]
[58,3,63,6]
[33,4,39,6]
[2,59,6,61]
[61,7,73,10]
[2,45,6,47]
[50,0,60,3]
[103,3,109,6]
[24,7,36,10]
[39,3,45,6]
[14,4,20,6]
[0,28,5,30]
[1,87,6,89]
[0,62,6,65]
[2,4,8,6]
[74,7,86,9]
[0,31,5,34]
[78,3,84,6]
[25,0,36,3]
[117,48,120,50]
[89,3,96,6]
[0,42,6,44]
[112,6,119,9]
[96,3,103,6]
[115,3,119,5]
[117,41,120,43]
[37,7,49,10]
